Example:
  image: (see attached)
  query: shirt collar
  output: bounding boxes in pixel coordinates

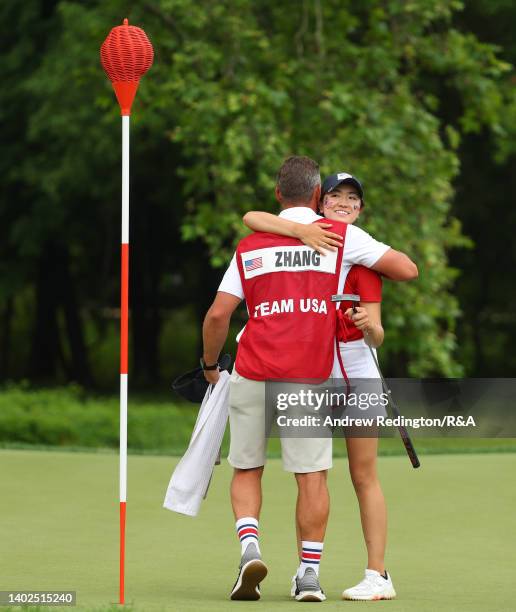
[278,206,322,223]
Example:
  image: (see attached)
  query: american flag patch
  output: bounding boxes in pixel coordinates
[244,257,263,271]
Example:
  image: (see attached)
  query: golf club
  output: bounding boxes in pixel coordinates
[331,293,421,468]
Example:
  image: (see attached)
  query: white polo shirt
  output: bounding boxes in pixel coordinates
[218,207,390,299]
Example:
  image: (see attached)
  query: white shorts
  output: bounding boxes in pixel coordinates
[228,369,333,473]
[332,338,380,378]
[331,339,387,419]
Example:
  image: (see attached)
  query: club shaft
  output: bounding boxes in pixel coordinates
[346,302,420,468]
[366,343,420,468]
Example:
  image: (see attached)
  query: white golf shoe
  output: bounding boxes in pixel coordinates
[342,568,396,601]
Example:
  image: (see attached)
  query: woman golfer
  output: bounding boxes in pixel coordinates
[242,172,397,601]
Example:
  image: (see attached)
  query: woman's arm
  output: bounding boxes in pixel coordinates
[344,302,384,348]
[371,248,418,281]
[242,211,343,254]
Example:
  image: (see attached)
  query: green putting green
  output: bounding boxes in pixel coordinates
[1,449,515,611]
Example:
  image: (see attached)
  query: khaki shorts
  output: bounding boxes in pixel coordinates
[228,369,332,473]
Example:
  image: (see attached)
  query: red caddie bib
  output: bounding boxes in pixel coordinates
[235,219,347,380]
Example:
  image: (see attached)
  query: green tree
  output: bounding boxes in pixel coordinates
[146,0,512,376]
[448,0,516,376]
[0,0,65,381]
[1,0,513,384]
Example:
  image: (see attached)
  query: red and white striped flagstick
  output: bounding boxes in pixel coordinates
[100,19,153,605]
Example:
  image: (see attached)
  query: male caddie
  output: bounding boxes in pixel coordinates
[201,156,417,602]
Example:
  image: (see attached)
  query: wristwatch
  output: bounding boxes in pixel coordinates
[200,357,219,371]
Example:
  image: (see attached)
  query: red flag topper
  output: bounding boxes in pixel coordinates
[100,18,154,115]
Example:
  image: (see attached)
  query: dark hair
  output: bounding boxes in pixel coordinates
[277,156,321,204]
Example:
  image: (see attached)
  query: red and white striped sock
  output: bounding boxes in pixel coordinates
[236,516,260,555]
[298,541,323,577]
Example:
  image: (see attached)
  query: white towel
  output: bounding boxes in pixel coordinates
[163,371,230,516]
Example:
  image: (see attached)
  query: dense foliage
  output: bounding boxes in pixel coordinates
[1,384,514,456]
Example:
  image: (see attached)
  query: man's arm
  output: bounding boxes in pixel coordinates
[371,249,418,281]
[202,291,242,383]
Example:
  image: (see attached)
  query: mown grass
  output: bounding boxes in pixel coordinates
[2,450,516,611]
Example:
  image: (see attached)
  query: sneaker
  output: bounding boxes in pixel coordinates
[294,567,326,602]
[342,569,397,601]
[230,543,268,601]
